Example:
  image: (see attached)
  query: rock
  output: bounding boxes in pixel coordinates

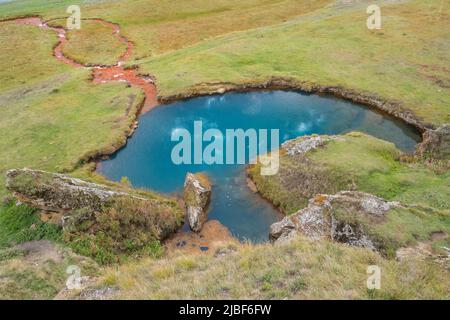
[281,135,341,156]
[416,124,450,159]
[269,217,296,241]
[5,168,184,243]
[270,191,396,251]
[6,168,144,213]
[184,172,212,232]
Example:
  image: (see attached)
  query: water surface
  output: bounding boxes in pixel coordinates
[98,91,420,242]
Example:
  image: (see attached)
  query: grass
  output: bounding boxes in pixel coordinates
[0,0,449,299]
[0,241,98,299]
[59,19,128,66]
[64,196,183,265]
[0,21,144,198]
[330,202,450,258]
[1,1,448,127]
[5,169,184,265]
[0,200,62,249]
[136,0,450,126]
[249,133,450,214]
[0,0,332,60]
[100,237,449,299]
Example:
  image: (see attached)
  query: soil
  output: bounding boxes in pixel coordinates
[165,220,238,255]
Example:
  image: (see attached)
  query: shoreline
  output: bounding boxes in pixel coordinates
[156,77,429,133]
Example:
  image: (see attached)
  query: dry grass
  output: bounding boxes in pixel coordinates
[100,237,449,299]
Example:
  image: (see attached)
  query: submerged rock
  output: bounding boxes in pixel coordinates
[416,124,450,159]
[270,191,396,251]
[184,172,212,232]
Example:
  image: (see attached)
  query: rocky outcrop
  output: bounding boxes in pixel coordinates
[6,168,144,213]
[184,172,212,232]
[270,191,397,251]
[415,124,450,159]
[5,168,184,244]
[282,135,341,156]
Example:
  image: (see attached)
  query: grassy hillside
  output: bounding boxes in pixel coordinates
[1,1,448,126]
[0,0,332,60]
[0,20,144,197]
[98,237,449,299]
[137,0,449,126]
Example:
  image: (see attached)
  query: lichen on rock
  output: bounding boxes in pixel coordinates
[270,191,396,251]
[184,172,212,232]
[281,135,341,156]
[5,168,184,264]
[6,168,140,213]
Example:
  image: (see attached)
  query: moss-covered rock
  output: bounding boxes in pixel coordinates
[184,172,211,232]
[5,168,184,264]
[270,191,450,257]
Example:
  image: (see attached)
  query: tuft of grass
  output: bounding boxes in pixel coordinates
[0,201,62,249]
[63,196,183,265]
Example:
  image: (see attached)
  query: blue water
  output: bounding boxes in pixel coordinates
[98,90,421,242]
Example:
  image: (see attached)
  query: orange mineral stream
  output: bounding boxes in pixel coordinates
[10,17,158,113]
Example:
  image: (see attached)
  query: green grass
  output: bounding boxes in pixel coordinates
[0,241,98,300]
[249,133,450,214]
[136,0,449,126]
[99,237,449,299]
[0,201,62,249]
[59,19,128,66]
[0,21,144,198]
[1,1,448,126]
[331,202,450,258]
[370,207,450,257]
[64,196,183,265]
[0,0,332,60]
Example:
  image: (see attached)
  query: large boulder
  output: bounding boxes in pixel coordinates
[415,124,450,160]
[270,191,396,251]
[6,168,144,213]
[5,168,184,262]
[184,172,211,232]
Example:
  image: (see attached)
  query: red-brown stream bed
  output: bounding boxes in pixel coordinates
[10,17,158,112]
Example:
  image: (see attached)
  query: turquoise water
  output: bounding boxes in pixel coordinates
[98,90,421,242]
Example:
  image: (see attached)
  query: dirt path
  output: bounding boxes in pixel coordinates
[10,17,158,112]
